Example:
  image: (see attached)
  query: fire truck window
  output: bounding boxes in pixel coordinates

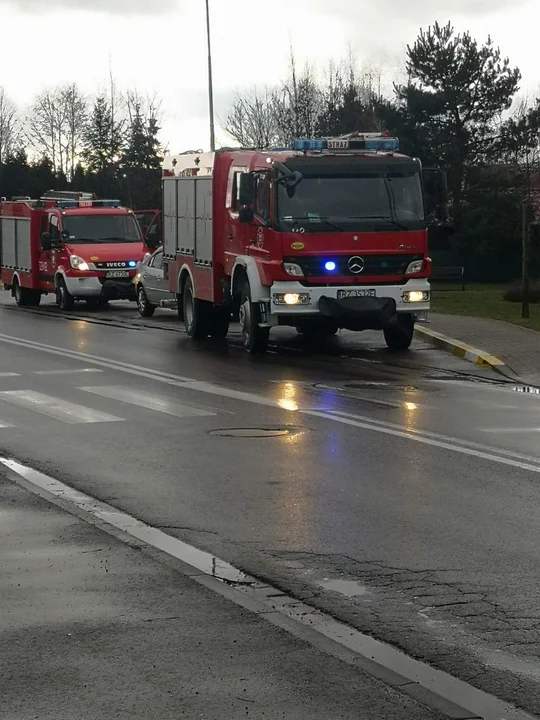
[255,175,270,222]
[49,216,60,240]
[232,172,242,210]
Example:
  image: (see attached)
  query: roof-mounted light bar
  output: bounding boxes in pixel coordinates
[290,133,399,153]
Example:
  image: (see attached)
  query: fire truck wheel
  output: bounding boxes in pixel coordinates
[137,286,156,317]
[210,306,230,340]
[183,278,210,340]
[239,283,269,354]
[383,314,414,351]
[56,278,75,311]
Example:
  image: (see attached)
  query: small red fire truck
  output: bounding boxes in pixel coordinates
[158,133,449,353]
[0,190,158,309]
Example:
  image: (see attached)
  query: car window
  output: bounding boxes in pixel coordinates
[152,251,163,270]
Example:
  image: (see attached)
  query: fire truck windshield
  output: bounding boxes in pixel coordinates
[61,214,141,244]
[276,173,424,232]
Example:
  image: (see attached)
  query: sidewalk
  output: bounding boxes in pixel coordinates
[0,475,443,720]
[424,313,540,382]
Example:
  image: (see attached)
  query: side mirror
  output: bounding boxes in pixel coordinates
[238,207,254,224]
[60,229,70,241]
[146,235,159,249]
[238,173,255,206]
[40,232,52,251]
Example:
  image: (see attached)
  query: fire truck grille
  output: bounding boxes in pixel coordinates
[94,261,131,269]
[284,254,423,278]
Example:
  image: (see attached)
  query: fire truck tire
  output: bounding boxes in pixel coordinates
[384,314,414,351]
[136,286,156,317]
[210,306,230,340]
[13,279,40,307]
[183,278,211,340]
[56,277,75,311]
[239,283,269,354]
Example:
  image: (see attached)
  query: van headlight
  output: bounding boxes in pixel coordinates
[70,255,89,271]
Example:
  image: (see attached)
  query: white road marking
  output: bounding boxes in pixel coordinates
[34,368,103,376]
[478,427,540,434]
[0,372,20,378]
[0,454,532,720]
[1,332,540,473]
[0,390,122,424]
[305,409,540,474]
[79,385,217,418]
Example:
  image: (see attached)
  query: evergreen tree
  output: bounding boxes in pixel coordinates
[82,95,124,198]
[121,95,162,209]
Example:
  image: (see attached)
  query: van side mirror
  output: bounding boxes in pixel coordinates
[238,173,255,206]
[40,232,52,251]
[238,207,254,224]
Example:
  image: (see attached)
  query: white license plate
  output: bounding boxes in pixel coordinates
[106,270,130,278]
[337,289,376,299]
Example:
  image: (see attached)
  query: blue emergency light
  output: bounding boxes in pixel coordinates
[290,135,399,153]
[128,261,137,267]
[324,261,337,271]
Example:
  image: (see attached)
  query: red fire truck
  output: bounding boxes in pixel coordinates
[158,133,448,353]
[0,191,158,309]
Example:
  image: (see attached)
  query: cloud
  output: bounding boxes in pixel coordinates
[0,0,179,13]
[311,0,520,18]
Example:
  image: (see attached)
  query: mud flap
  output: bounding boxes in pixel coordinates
[319,295,398,331]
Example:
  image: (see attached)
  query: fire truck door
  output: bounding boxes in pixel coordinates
[248,173,271,260]
[38,214,59,291]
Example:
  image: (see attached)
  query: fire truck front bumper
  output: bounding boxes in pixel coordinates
[64,275,137,301]
[268,279,430,330]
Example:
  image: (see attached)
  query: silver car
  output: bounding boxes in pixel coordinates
[134,248,175,317]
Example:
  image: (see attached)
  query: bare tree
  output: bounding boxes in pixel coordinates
[0,87,19,163]
[225,88,280,148]
[60,84,88,180]
[27,84,87,177]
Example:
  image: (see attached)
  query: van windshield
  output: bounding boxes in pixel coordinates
[62,215,141,244]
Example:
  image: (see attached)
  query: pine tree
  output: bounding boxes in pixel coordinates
[82,95,124,198]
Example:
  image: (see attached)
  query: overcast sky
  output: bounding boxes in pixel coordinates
[0,0,537,153]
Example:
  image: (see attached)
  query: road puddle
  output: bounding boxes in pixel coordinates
[318,578,369,597]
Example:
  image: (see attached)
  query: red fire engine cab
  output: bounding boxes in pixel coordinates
[160,133,448,353]
[0,190,158,310]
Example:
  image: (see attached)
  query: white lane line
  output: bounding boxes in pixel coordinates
[34,368,103,376]
[305,409,540,474]
[79,385,217,418]
[0,372,20,378]
[0,454,532,720]
[0,390,123,424]
[2,332,540,473]
[325,409,540,465]
[478,427,540,434]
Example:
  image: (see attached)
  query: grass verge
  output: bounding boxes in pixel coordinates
[430,283,540,333]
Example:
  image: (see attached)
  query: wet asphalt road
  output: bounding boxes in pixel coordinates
[1,296,540,714]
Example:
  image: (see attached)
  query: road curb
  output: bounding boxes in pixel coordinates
[415,326,507,374]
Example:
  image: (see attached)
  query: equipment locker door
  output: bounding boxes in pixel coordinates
[37,213,59,291]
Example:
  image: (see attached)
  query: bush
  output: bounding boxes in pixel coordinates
[503,283,540,303]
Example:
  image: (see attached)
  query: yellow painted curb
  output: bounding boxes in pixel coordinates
[414,326,506,373]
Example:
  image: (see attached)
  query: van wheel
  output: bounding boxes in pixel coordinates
[239,283,269,354]
[384,314,414,351]
[183,277,210,340]
[56,278,75,311]
[13,278,40,307]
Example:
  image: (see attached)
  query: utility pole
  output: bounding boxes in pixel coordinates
[522,199,530,319]
[205,0,216,152]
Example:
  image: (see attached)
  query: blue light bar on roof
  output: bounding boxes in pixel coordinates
[291,139,327,151]
[290,135,399,153]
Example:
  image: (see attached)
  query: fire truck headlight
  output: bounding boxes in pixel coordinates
[283,263,304,277]
[70,255,89,271]
[273,293,311,306]
[405,260,424,275]
[402,290,429,303]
